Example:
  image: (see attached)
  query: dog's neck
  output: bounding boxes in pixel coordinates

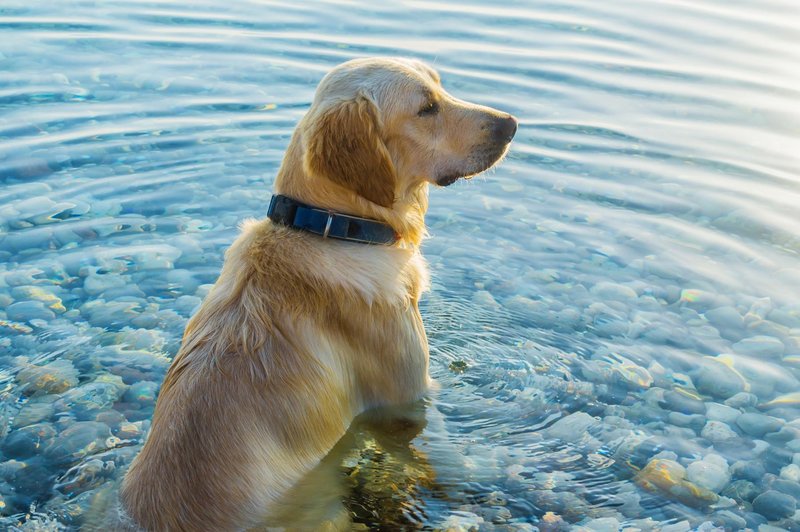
[273,136,429,248]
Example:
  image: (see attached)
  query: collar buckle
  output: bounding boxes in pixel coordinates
[322,212,334,239]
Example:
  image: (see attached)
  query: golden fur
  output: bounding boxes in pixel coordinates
[120,57,516,531]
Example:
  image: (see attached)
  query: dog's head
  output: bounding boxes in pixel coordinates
[302,57,517,208]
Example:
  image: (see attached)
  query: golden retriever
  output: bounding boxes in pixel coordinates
[119,57,517,531]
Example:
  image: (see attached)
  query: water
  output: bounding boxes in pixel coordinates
[1,0,800,529]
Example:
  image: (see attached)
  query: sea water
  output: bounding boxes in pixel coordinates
[1,0,800,529]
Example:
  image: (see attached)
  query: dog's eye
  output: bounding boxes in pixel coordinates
[417,101,439,117]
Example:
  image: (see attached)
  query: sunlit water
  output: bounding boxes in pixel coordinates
[2,0,800,530]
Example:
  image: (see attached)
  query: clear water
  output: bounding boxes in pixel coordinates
[2,0,800,530]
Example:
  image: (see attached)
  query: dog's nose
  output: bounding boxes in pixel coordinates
[492,114,518,143]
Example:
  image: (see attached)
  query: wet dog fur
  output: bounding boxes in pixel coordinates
[119,57,516,531]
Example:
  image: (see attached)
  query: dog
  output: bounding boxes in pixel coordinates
[119,57,517,531]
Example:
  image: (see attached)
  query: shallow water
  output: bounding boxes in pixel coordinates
[2,0,800,530]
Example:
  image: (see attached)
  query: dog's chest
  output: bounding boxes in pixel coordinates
[319,241,430,305]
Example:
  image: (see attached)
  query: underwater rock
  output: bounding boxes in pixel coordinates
[162,268,201,295]
[5,456,55,507]
[44,421,115,466]
[659,389,706,415]
[780,464,800,483]
[545,412,599,443]
[693,358,747,400]
[12,398,56,428]
[712,437,760,462]
[1,422,57,459]
[5,300,55,322]
[483,505,512,524]
[752,490,796,521]
[174,295,202,316]
[94,409,126,432]
[743,512,768,530]
[10,286,66,314]
[668,412,705,430]
[679,289,721,312]
[704,306,744,335]
[730,354,798,394]
[441,510,485,531]
[116,420,146,440]
[16,359,79,395]
[725,392,758,409]
[700,420,737,443]
[122,380,159,407]
[764,446,795,474]
[610,356,653,389]
[711,510,747,531]
[54,378,126,420]
[733,336,785,359]
[721,479,760,503]
[6,196,78,227]
[769,308,800,329]
[83,270,128,297]
[635,458,719,508]
[79,299,144,329]
[705,402,740,424]
[88,346,170,384]
[590,313,630,338]
[770,479,800,499]
[760,391,800,410]
[660,521,692,532]
[737,413,784,438]
[579,517,620,531]
[110,327,167,352]
[590,281,638,301]
[55,457,116,497]
[686,455,730,493]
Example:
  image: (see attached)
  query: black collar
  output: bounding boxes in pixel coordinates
[267,194,399,246]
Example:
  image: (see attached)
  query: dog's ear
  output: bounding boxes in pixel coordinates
[303,95,396,208]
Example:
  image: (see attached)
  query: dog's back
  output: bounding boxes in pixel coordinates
[120,219,429,530]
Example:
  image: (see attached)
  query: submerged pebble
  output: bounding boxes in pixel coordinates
[12,398,56,428]
[660,389,706,415]
[705,403,740,424]
[686,455,730,493]
[752,490,796,521]
[733,336,785,359]
[1,422,57,459]
[54,379,126,420]
[16,359,79,395]
[722,479,760,503]
[544,412,599,443]
[737,413,784,438]
[635,458,719,508]
[700,420,737,443]
[693,359,747,400]
[6,300,56,322]
[44,421,114,465]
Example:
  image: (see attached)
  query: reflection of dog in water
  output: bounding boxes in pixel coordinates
[267,402,437,530]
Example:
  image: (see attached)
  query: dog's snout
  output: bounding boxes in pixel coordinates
[491,114,518,143]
